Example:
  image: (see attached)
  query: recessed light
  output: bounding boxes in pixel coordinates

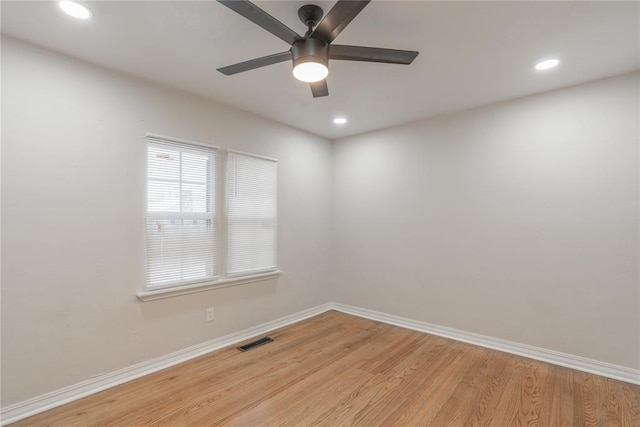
[535,59,559,71]
[59,1,92,19]
[333,117,347,125]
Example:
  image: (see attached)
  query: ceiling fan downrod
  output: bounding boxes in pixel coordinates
[297,4,324,36]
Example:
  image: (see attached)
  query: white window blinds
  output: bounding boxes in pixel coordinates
[146,137,218,288]
[226,151,278,276]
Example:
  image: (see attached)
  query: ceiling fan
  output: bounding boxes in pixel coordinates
[216,0,419,98]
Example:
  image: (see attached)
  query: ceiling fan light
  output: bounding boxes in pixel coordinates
[292,38,329,83]
[293,61,328,83]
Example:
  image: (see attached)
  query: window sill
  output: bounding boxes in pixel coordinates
[136,270,282,302]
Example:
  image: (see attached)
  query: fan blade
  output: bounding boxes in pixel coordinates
[310,80,329,97]
[311,0,371,44]
[217,51,292,75]
[329,45,419,64]
[217,0,302,46]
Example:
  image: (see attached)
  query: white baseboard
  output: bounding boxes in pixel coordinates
[0,303,333,426]
[3,301,638,425]
[330,302,640,386]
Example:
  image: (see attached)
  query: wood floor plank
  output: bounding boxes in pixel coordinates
[593,374,610,426]
[604,377,624,427]
[538,364,568,427]
[490,357,530,425]
[516,359,549,426]
[536,363,556,426]
[557,365,577,426]
[619,378,640,426]
[574,371,591,426]
[466,352,514,426]
[579,372,600,426]
[8,310,640,427]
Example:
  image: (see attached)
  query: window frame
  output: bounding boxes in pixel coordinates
[139,133,281,301]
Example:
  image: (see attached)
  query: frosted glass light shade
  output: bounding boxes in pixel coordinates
[292,62,328,83]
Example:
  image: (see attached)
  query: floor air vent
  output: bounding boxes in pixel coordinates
[237,336,273,352]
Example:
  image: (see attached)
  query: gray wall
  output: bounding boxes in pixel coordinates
[332,72,640,369]
[1,37,333,406]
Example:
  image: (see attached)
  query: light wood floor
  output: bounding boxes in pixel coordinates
[10,310,640,426]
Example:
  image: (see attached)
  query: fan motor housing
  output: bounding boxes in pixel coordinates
[292,38,329,68]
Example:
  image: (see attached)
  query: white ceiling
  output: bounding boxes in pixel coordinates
[2,1,639,139]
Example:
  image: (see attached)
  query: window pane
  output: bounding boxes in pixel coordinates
[148,146,180,181]
[146,217,215,286]
[148,180,180,212]
[227,152,277,276]
[182,152,209,183]
[182,183,207,213]
[145,137,218,288]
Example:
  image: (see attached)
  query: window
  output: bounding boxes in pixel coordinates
[143,135,278,297]
[145,136,218,288]
[227,151,278,276]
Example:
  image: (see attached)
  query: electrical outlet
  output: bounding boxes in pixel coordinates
[206,307,214,322]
